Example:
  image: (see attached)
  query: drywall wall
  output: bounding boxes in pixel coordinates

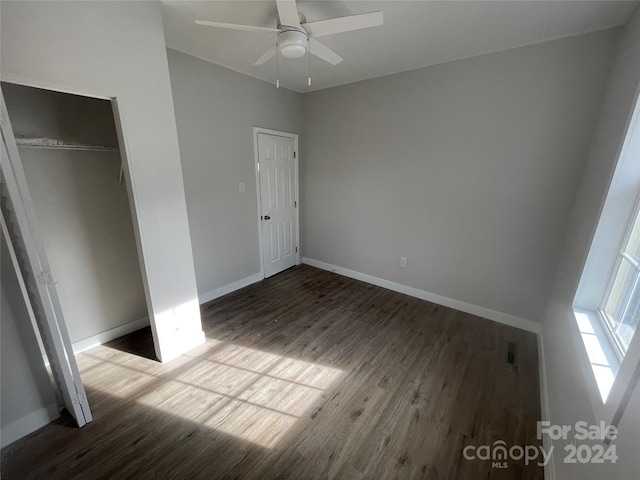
[20,148,148,344]
[1,235,59,448]
[541,5,640,479]
[0,0,203,362]
[166,49,303,300]
[301,28,619,323]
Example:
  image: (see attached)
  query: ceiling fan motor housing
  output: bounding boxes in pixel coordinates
[278,29,308,59]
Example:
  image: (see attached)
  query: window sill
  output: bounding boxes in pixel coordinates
[573,308,621,402]
[572,307,640,428]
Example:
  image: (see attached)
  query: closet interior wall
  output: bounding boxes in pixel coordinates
[1,82,148,347]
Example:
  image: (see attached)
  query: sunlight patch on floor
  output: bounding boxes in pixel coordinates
[81,338,344,449]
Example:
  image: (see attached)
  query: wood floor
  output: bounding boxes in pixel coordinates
[1,265,543,479]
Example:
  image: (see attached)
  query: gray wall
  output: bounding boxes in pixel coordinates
[541,6,640,479]
[166,49,303,299]
[1,236,58,446]
[301,29,619,322]
[20,149,147,344]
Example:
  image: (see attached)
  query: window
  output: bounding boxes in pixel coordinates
[572,90,640,419]
[600,199,640,356]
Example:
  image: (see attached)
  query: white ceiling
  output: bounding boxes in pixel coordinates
[161,1,638,93]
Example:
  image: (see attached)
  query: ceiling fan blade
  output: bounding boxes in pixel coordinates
[254,46,276,65]
[276,0,301,28]
[195,20,279,34]
[309,39,343,66]
[303,11,383,38]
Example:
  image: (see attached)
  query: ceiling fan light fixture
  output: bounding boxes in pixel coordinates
[278,29,307,58]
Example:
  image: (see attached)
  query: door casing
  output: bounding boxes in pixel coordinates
[253,127,300,279]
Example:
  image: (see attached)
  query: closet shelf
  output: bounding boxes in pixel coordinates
[15,137,119,152]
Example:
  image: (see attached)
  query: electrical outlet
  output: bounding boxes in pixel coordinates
[400,256,407,268]
[239,182,245,192]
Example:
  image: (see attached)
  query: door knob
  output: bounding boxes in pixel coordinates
[264,215,270,220]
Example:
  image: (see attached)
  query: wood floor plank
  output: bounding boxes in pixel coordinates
[1,265,543,479]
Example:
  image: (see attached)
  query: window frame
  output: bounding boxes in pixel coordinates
[598,193,640,359]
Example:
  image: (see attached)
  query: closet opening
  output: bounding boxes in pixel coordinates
[1,81,154,364]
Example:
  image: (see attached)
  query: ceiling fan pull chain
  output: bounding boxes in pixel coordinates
[307,37,311,87]
[276,37,280,89]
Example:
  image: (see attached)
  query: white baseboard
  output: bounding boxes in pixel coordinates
[198,273,263,305]
[70,273,265,356]
[302,257,541,334]
[71,316,150,355]
[0,403,59,448]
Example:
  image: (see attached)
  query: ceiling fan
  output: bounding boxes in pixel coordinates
[195,0,383,67]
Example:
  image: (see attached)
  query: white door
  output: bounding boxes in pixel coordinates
[1,91,92,426]
[258,133,298,278]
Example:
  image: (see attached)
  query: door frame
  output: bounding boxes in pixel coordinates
[1,80,158,358]
[252,127,300,279]
[0,80,168,354]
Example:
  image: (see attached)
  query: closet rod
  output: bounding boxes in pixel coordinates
[15,137,119,152]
